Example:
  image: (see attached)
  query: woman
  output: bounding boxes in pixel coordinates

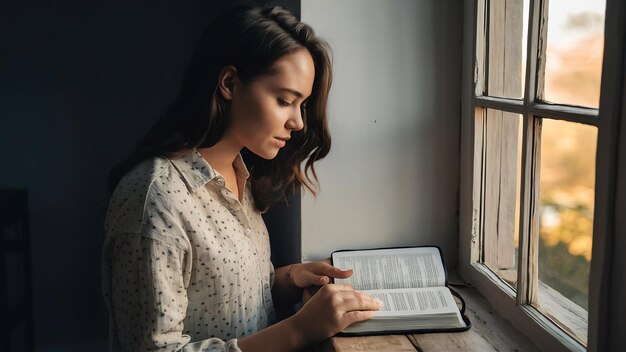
[101,5,381,352]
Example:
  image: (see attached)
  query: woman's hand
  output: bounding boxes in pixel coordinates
[273,259,350,309]
[289,284,383,345]
[289,259,352,288]
[240,284,382,351]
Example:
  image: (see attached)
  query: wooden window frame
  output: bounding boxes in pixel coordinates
[459,0,626,350]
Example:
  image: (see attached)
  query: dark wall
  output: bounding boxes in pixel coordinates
[1,0,300,350]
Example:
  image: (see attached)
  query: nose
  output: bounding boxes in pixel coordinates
[286,107,305,132]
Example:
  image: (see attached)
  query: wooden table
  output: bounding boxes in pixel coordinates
[318,284,540,352]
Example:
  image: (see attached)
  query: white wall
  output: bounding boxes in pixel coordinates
[300,0,463,268]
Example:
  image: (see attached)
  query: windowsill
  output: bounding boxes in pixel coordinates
[319,271,540,351]
[535,281,588,346]
[486,266,588,345]
[463,263,587,351]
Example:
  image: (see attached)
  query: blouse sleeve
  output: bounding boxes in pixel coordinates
[108,234,242,352]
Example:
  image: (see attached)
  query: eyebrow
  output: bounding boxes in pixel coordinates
[278,87,305,99]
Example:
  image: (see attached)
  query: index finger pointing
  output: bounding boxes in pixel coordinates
[325,265,353,279]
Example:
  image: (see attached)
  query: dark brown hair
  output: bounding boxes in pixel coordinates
[109,5,333,212]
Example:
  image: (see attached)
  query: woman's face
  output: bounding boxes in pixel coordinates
[226,48,315,159]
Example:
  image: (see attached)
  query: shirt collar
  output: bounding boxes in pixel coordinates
[232,151,250,181]
[169,148,250,193]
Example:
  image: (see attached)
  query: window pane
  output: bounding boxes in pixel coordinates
[535,118,596,344]
[543,0,606,108]
[485,0,529,99]
[479,109,523,289]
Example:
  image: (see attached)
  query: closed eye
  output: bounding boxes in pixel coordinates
[278,98,293,107]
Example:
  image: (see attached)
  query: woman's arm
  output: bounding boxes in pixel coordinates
[239,284,383,352]
[108,235,379,352]
[272,265,303,308]
[107,234,241,352]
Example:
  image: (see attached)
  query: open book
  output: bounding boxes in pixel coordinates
[331,246,470,335]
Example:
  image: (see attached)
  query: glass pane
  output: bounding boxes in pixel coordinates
[536,119,596,344]
[543,0,606,108]
[480,109,523,289]
[486,0,529,99]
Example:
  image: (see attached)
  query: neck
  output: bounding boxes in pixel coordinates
[197,132,243,173]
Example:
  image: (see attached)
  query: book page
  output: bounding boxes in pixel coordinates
[364,287,460,318]
[332,247,446,290]
[341,287,467,333]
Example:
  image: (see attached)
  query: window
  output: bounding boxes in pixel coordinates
[460,0,608,350]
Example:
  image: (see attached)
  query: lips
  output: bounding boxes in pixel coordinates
[275,136,289,148]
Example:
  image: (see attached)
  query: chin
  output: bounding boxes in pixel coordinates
[251,148,280,160]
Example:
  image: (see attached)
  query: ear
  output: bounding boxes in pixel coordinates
[217,65,238,101]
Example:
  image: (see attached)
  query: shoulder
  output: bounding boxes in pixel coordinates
[104,156,190,241]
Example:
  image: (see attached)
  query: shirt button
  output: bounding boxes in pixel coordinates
[245,228,252,235]
[216,178,224,186]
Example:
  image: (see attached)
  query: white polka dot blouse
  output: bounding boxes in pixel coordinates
[101,148,276,351]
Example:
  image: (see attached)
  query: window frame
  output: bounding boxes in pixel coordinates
[459,0,622,350]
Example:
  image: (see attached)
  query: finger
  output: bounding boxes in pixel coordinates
[326,265,353,279]
[301,269,331,286]
[342,310,375,325]
[301,263,351,285]
[339,291,384,312]
[311,261,353,279]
